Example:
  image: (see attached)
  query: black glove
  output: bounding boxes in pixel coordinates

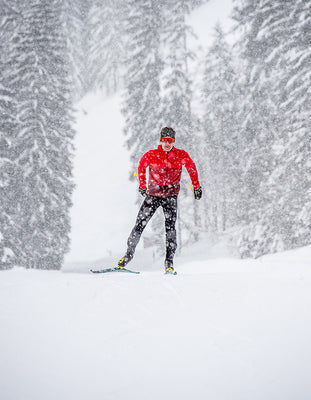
[194,187,202,200]
[139,187,147,197]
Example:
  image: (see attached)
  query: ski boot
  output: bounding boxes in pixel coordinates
[116,254,132,271]
[165,260,177,275]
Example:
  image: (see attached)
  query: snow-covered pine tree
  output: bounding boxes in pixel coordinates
[201,24,241,234]
[0,77,19,268]
[121,0,163,170]
[161,0,194,143]
[262,0,311,251]
[62,0,91,101]
[230,0,281,257]
[13,0,75,269]
[159,0,202,249]
[0,78,16,268]
[0,79,17,268]
[0,1,23,268]
[232,0,311,257]
[88,0,125,96]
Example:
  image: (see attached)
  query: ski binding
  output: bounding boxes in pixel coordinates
[165,270,177,275]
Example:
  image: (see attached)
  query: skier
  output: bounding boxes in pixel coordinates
[117,127,202,274]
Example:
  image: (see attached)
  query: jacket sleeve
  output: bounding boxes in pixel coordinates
[182,151,200,189]
[138,151,151,189]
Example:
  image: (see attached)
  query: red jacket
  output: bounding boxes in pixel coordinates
[138,145,200,197]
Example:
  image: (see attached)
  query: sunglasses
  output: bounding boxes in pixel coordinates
[161,137,175,144]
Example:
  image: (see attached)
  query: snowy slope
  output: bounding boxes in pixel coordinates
[1,246,311,400]
[66,92,139,263]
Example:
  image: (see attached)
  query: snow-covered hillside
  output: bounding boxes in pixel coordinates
[1,245,311,400]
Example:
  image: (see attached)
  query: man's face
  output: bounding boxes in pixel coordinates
[161,137,174,152]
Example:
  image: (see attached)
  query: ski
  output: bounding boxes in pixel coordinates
[90,267,140,274]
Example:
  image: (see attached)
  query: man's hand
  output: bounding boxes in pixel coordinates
[194,187,202,200]
[139,187,147,197]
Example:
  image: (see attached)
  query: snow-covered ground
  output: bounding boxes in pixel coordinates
[1,245,311,400]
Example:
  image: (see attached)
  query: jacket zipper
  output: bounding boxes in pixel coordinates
[165,152,169,185]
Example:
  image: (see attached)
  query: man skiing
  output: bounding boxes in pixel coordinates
[117,127,202,274]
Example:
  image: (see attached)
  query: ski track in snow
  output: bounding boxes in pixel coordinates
[1,247,311,400]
